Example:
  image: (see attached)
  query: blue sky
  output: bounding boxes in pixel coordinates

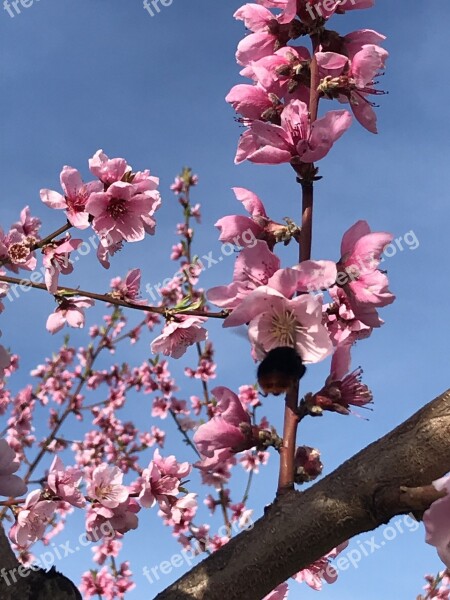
[0,0,449,598]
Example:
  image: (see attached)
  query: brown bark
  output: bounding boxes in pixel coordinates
[0,521,81,599]
[154,389,450,600]
[1,390,449,599]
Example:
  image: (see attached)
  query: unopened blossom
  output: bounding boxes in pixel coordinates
[42,235,83,293]
[235,100,352,165]
[86,464,129,509]
[40,166,103,229]
[294,446,323,483]
[9,490,56,546]
[424,474,450,568]
[263,582,289,600]
[151,316,208,359]
[0,438,27,497]
[46,456,85,508]
[194,386,260,461]
[46,297,95,334]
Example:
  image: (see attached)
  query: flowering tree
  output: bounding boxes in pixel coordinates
[0,2,449,600]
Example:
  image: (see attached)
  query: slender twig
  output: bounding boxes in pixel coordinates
[31,221,73,251]
[0,274,228,320]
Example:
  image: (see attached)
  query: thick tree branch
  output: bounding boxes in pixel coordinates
[0,525,81,599]
[155,389,450,600]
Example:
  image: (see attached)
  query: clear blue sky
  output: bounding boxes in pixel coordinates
[0,1,449,598]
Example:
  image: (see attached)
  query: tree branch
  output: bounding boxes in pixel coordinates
[155,388,450,600]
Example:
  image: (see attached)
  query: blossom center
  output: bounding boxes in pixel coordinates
[66,190,88,213]
[8,243,30,263]
[271,309,300,346]
[107,198,127,220]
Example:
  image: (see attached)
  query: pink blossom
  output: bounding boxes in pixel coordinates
[130,169,162,235]
[194,386,259,460]
[234,4,293,66]
[215,188,294,251]
[10,490,56,546]
[235,100,352,165]
[92,538,122,566]
[86,498,140,537]
[237,46,311,106]
[151,316,208,359]
[224,283,332,363]
[42,235,83,293]
[317,44,388,133]
[40,166,103,229]
[0,228,36,272]
[79,566,115,599]
[293,543,348,590]
[208,242,280,310]
[152,448,191,479]
[12,206,41,239]
[47,456,86,507]
[424,474,450,568]
[240,449,269,473]
[46,297,95,334]
[336,220,395,322]
[226,83,275,121]
[139,462,181,509]
[86,464,129,509]
[86,181,156,244]
[89,149,130,185]
[0,438,27,497]
[110,269,147,305]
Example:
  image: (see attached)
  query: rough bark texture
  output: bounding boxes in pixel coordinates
[0,390,449,600]
[0,524,81,599]
[154,389,450,600]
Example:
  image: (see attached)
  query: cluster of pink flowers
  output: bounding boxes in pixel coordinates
[40,150,161,262]
[207,194,394,412]
[227,1,387,168]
